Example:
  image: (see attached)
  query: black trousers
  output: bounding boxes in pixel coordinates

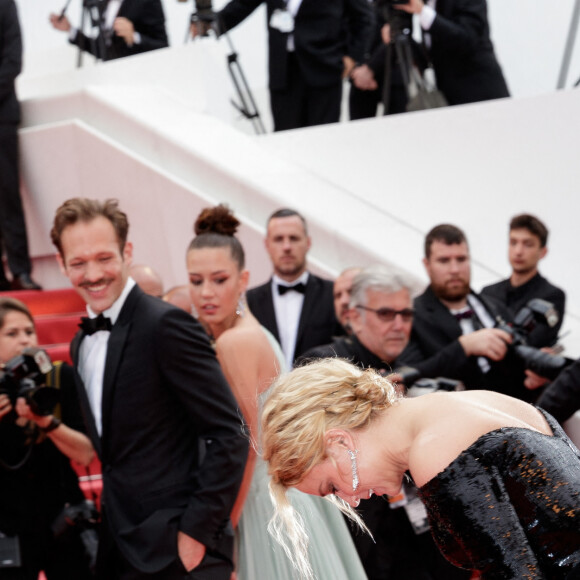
[270,53,342,132]
[0,124,31,280]
[349,83,408,120]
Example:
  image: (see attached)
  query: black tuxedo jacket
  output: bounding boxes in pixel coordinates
[246,273,343,364]
[426,0,509,105]
[481,273,566,348]
[0,0,21,124]
[218,0,373,90]
[401,286,528,401]
[71,286,247,573]
[72,0,168,61]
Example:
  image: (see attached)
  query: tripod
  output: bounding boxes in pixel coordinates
[59,0,109,67]
[188,12,266,135]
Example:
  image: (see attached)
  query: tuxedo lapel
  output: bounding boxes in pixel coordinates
[100,286,138,453]
[295,275,317,352]
[424,286,462,340]
[255,281,280,342]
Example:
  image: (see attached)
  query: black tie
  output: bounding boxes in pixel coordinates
[79,313,113,335]
[453,309,474,321]
[278,283,306,296]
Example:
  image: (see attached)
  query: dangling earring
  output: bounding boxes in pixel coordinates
[236,293,246,318]
[347,449,360,493]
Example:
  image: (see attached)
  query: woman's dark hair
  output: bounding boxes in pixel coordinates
[0,297,35,330]
[187,204,245,269]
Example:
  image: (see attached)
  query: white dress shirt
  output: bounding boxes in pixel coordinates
[78,277,136,436]
[271,271,309,370]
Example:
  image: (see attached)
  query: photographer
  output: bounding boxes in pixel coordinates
[0,298,95,580]
[394,0,509,105]
[400,224,531,401]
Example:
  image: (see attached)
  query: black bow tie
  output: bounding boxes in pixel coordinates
[278,282,306,296]
[453,308,474,321]
[79,313,113,335]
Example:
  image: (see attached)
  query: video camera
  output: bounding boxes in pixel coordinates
[52,499,99,573]
[495,298,568,380]
[0,348,59,416]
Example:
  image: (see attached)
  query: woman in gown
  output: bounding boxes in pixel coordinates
[261,357,580,579]
[186,205,367,580]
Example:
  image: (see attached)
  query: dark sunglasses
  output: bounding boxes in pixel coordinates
[356,305,415,322]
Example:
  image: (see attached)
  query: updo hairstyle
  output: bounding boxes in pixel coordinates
[261,358,400,578]
[188,204,245,269]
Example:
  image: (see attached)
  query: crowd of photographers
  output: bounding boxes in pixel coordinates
[45,0,510,131]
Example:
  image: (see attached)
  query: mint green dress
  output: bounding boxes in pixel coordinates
[235,329,367,580]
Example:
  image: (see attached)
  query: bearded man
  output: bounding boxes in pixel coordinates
[400,224,529,401]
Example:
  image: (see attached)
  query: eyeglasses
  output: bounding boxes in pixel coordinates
[356,305,414,323]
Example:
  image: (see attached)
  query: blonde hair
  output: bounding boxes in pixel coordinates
[261,358,399,579]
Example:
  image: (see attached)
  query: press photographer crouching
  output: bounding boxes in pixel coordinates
[0,298,96,580]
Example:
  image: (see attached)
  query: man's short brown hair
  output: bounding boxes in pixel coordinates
[50,198,129,258]
[509,214,548,247]
[424,224,467,258]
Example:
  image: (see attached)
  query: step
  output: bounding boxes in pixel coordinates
[42,343,73,365]
[0,288,86,316]
[34,314,83,346]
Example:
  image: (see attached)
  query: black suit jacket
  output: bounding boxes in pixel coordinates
[246,273,343,364]
[481,273,566,348]
[425,0,509,105]
[71,286,247,573]
[72,0,168,61]
[0,0,21,124]
[218,0,373,90]
[401,286,528,401]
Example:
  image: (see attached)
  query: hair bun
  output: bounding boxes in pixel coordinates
[353,369,394,408]
[194,204,240,237]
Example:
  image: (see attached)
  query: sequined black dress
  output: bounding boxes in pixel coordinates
[417,409,580,579]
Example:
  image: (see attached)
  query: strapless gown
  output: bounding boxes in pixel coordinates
[418,409,580,579]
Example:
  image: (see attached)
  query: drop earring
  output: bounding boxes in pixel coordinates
[347,449,360,493]
[236,294,246,318]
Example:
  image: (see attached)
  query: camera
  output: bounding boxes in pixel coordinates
[376,0,413,39]
[495,298,569,380]
[393,366,465,396]
[0,348,59,416]
[52,499,99,573]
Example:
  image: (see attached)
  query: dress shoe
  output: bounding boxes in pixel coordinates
[10,274,42,291]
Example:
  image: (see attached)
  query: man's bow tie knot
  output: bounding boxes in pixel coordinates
[453,308,474,321]
[278,282,306,296]
[80,313,113,335]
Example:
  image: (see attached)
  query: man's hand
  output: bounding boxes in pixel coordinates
[524,369,550,391]
[351,64,378,91]
[394,0,424,14]
[178,531,206,572]
[458,328,512,361]
[0,394,12,420]
[49,13,71,32]
[113,17,135,46]
[343,56,357,79]
[381,23,391,45]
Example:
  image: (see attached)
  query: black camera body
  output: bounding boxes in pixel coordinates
[495,298,568,380]
[0,348,59,416]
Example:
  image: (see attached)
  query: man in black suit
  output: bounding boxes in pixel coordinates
[210,0,374,131]
[481,213,566,348]
[0,0,42,291]
[50,0,168,62]
[246,208,342,369]
[50,198,247,579]
[395,0,509,105]
[400,224,529,401]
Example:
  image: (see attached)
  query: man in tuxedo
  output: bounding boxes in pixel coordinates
[0,0,42,291]
[210,0,374,131]
[246,208,342,369]
[50,198,247,579]
[400,224,529,401]
[481,213,565,349]
[49,0,168,62]
[395,0,509,105]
